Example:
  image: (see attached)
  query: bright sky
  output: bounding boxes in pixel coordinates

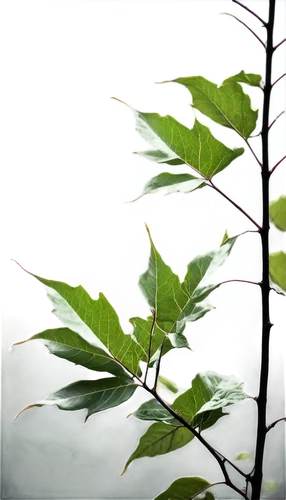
[7,0,286,340]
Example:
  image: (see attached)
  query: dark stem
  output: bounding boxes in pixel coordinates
[153,337,167,391]
[221,13,265,47]
[208,181,261,230]
[143,385,249,498]
[250,2,275,499]
[232,0,266,26]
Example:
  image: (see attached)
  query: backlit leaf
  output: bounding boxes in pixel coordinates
[223,71,262,88]
[173,76,258,138]
[17,264,142,374]
[134,172,206,200]
[158,375,179,394]
[235,452,252,461]
[115,99,244,179]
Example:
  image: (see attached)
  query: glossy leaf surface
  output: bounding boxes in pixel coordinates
[223,70,262,88]
[270,252,286,291]
[155,477,212,500]
[270,196,286,231]
[132,399,175,423]
[135,172,206,200]
[195,371,246,414]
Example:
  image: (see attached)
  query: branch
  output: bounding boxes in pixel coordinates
[208,181,261,230]
[269,111,285,130]
[272,73,286,88]
[232,0,266,26]
[270,155,286,174]
[274,38,286,51]
[220,279,261,287]
[266,417,286,432]
[143,386,249,498]
[144,308,157,385]
[244,139,262,167]
[153,337,166,391]
[221,13,265,47]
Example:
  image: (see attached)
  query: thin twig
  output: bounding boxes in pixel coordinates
[269,111,285,130]
[153,337,167,391]
[244,139,262,167]
[144,309,157,385]
[221,13,265,47]
[274,38,286,51]
[220,279,261,287]
[270,155,286,174]
[232,0,266,26]
[208,181,261,230]
[272,73,286,87]
[266,417,286,432]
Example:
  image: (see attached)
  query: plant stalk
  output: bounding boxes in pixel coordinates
[250,1,275,498]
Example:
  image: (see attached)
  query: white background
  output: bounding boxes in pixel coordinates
[5,0,286,348]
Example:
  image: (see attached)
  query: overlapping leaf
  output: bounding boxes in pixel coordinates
[155,477,213,500]
[173,75,258,138]
[270,196,286,231]
[270,252,286,292]
[137,228,239,357]
[18,265,142,374]
[131,399,175,424]
[116,99,244,179]
[17,377,138,422]
[122,422,194,474]
[169,371,245,433]
[223,70,262,88]
[14,327,128,378]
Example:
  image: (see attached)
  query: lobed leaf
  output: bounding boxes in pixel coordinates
[17,377,138,422]
[155,477,212,500]
[172,370,246,431]
[116,99,244,179]
[17,265,142,375]
[223,70,262,88]
[270,196,286,231]
[173,75,258,138]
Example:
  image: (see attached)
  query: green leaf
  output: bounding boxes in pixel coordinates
[220,230,229,246]
[155,477,212,500]
[182,235,239,300]
[270,196,286,231]
[139,227,212,338]
[262,480,279,495]
[13,327,128,378]
[130,315,174,363]
[173,76,258,138]
[122,422,194,474]
[134,172,206,200]
[235,452,252,461]
[270,252,286,292]
[17,377,138,422]
[172,372,228,431]
[134,149,184,165]
[157,373,180,403]
[195,372,246,414]
[17,265,142,374]
[223,70,262,88]
[172,371,246,432]
[116,99,244,179]
[131,399,175,423]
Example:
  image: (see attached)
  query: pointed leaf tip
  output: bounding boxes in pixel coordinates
[111,97,126,105]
